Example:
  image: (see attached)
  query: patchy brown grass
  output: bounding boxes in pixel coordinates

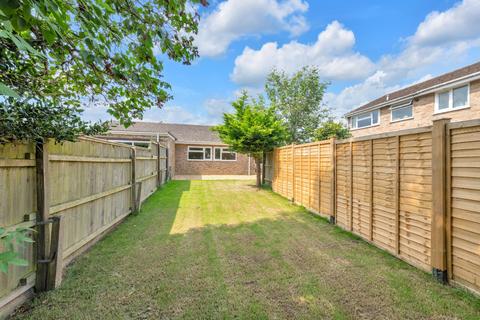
[13,180,480,320]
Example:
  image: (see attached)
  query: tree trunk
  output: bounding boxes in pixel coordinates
[255,156,261,188]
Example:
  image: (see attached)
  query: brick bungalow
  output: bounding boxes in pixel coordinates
[345,61,480,137]
[102,122,256,179]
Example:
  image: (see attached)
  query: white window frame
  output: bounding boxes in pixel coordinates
[214,147,237,161]
[390,104,414,123]
[350,109,380,130]
[187,146,212,161]
[434,84,470,114]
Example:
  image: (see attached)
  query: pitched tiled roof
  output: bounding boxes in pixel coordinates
[346,61,480,116]
[110,122,222,143]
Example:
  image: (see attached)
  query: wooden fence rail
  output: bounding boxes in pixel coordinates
[0,137,169,317]
[271,118,480,295]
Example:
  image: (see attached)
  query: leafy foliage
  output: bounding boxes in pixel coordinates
[213,92,287,186]
[0,227,33,273]
[0,0,206,131]
[265,66,330,144]
[0,100,109,143]
[314,120,351,141]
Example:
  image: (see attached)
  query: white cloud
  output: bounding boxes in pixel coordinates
[410,0,480,46]
[231,21,375,86]
[326,0,480,118]
[196,0,309,57]
[325,71,402,117]
[82,104,217,125]
[140,106,208,124]
[204,98,233,117]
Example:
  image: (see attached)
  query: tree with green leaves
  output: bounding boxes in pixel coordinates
[0,0,207,143]
[213,92,287,187]
[314,120,351,141]
[265,66,330,144]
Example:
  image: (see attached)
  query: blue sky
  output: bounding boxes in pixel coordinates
[83,0,480,125]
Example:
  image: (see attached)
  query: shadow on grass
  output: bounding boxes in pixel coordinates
[13,180,480,320]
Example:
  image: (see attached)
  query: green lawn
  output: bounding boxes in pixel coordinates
[14,180,480,319]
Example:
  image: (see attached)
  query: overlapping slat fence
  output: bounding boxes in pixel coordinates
[271,118,480,295]
[272,140,334,218]
[0,137,168,317]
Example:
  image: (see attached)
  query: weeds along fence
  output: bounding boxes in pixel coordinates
[270,118,480,295]
[0,137,168,317]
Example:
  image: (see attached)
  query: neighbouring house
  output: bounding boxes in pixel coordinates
[345,61,480,137]
[101,122,256,179]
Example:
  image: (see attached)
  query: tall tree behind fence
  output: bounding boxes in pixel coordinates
[271,119,480,295]
[0,137,168,317]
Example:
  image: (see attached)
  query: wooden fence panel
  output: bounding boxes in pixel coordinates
[398,132,432,271]
[449,124,480,292]
[0,143,36,302]
[319,142,332,216]
[293,146,303,204]
[159,146,168,185]
[268,119,480,294]
[1,137,168,316]
[48,138,133,262]
[272,146,294,200]
[135,146,158,203]
[264,152,274,184]
[371,137,397,253]
[352,141,371,239]
[335,142,350,229]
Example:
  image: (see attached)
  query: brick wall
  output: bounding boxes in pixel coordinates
[174,144,256,176]
[350,79,480,137]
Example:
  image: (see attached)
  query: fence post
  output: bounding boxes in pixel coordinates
[262,151,266,185]
[291,144,295,202]
[395,135,400,255]
[431,118,450,283]
[330,138,336,224]
[47,215,64,290]
[369,139,374,241]
[349,140,353,231]
[35,140,50,292]
[131,147,137,213]
[156,143,162,187]
[165,147,170,181]
[317,143,321,216]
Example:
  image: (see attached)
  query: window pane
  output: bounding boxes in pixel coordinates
[221,150,236,160]
[204,147,211,159]
[453,85,468,108]
[214,148,221,160]
[134,142,150,148]
[438,92,449,110]
[188,151,203,160]
[357,117,372,128]
[392,105,412,121]
[189,147,203,151]
[350,117,356,129]
[372,110,379,124]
